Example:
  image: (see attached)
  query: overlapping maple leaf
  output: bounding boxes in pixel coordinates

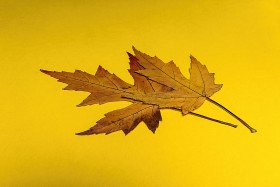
[41,47,256,135]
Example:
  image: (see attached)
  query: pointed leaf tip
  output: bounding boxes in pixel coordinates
[76,129,93,136]
[127,52,133,57]
[190,55,197,61]
[132,46,139,53]
[127,52,137,60]
[40,69,50,74]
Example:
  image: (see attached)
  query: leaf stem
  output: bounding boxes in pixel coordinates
[171,108,238,128]
[206,97,257,133]
[189,112,237,128]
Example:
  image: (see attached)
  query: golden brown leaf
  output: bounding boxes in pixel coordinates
[41,47,256,135]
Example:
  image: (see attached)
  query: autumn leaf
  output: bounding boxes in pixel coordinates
[41,47,257,135]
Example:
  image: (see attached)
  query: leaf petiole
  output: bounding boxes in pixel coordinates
[171,108,238,128]
[206,97,257,133]
[189,112,238,128]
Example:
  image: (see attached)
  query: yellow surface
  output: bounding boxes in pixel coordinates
[1,0,280,186]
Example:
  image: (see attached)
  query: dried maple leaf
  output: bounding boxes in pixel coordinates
[41,47,257,135]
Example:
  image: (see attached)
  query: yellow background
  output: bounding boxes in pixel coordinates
[1,0,280,186]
